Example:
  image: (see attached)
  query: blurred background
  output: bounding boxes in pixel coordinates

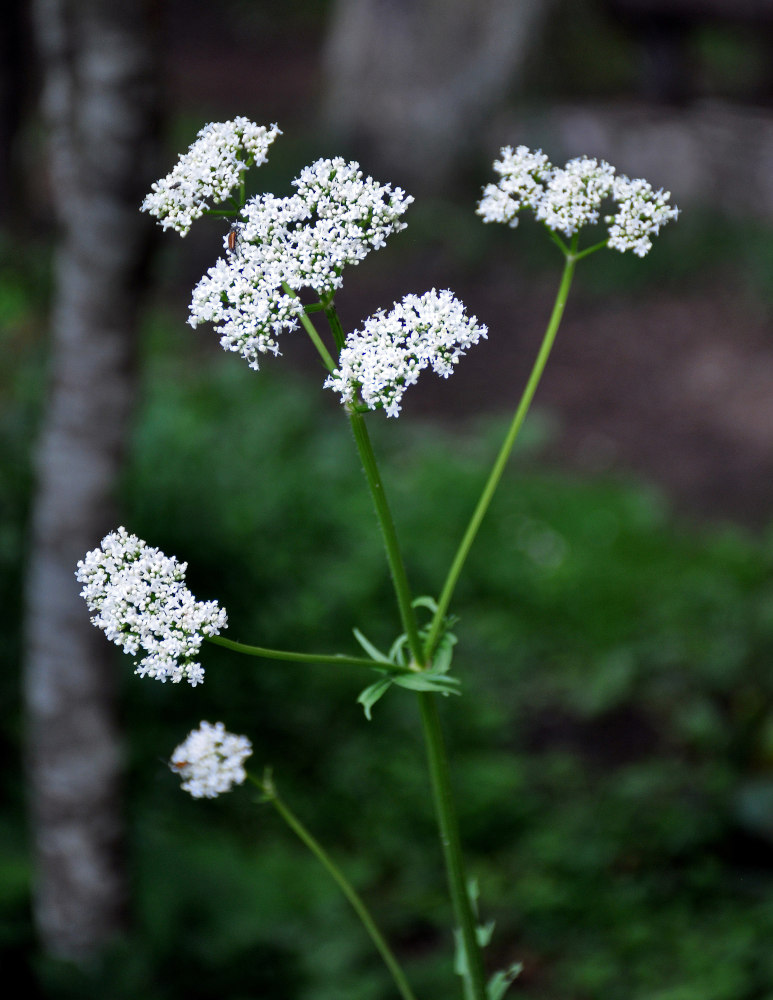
[4,1,773,997]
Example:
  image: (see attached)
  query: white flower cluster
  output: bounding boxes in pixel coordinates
[605,175,680,257]
[141,119,281,235]
[189,157,413,369]
[474,146,552,225]
[170,721,252,799]
[477,145,679,254]
[76,526,227,686]
[325,289,487,417]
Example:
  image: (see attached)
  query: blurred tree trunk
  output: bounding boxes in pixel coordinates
[322,0,552,189]
[24,0,158,960]
[0,0,32,228]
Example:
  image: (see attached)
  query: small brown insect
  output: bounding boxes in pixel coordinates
[227,228,237,251]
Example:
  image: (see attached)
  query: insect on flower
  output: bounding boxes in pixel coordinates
[226,222,240,253]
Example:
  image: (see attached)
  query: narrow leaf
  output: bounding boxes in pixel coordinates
[352,627,390,664]
[432,631,458,674]
[476,920,496,947]
[388,633,409,666]
[356,677,394,719]
[393,673,461,694]
[487,964,523,1000]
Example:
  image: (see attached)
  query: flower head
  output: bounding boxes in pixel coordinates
[141,119,281,235]
[605,174,680,257]
[170,721,252,798]
[476,145,552,227]
[76,527,227,685]
[478,145,678,253]
[324,289,487,417]
[535,156,616,237]
[189,158,413,369]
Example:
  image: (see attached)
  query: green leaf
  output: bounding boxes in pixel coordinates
[388,633,409,666]
[476,920,496,947]
[356,677,394,719]
[412,595,439,613]
[487,964,523,1000]
[432,631,458,674]
[392,673,461,695]
[352,628,390,664]
[453,927,469,980]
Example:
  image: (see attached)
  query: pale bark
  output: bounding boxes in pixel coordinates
[322,0,553,187]
[24,0,157,960]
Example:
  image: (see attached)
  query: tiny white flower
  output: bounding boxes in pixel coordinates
[325,289,487,417]
[76,527,227,685]
[189,158,413,369]
[478,145,678,253]
[170,721,252,799]
[141,119,281,235]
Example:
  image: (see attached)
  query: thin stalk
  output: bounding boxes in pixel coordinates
[320,300,423,662]
[206,635,407,672]
[348,410,424,665]
[282,282,336,372]
[418,694,487,1000]
[423,250,578,658]
[259,774,419,1000]
[322,297,347,353]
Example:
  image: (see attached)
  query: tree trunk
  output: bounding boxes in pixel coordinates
[24,0,158,960]
[322,0,553,189]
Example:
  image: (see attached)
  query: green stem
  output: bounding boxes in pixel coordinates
[424,250,577,658]
[259,773,420,1000]
[206,634,407,672]
[418,694,488,1000]
[348,409,424,665]
[322,297,347,353]
[282,282,337,372]
[318,301,422,662]
[323,307,486,997]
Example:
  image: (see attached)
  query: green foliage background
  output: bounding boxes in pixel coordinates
[4,282,773,997]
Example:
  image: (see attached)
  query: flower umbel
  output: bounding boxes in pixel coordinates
[477,145,678,253]
[170,721,252,798]
[476,145,552,227]
[141,119,281,235]
[325,289,487,417]
[606,174,680,257]
[76,526,227,685]
[188,158,413,370]
[535,156,616,237]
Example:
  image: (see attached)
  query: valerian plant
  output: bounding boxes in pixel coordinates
[76,118,678,1000]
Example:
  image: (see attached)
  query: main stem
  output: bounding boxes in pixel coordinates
[348,410,424,664]
[262,778,419,1000]
[418,693,488,1000]
[326,302,488,999]
[424,251,577,658]
[346,397,488,1000]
